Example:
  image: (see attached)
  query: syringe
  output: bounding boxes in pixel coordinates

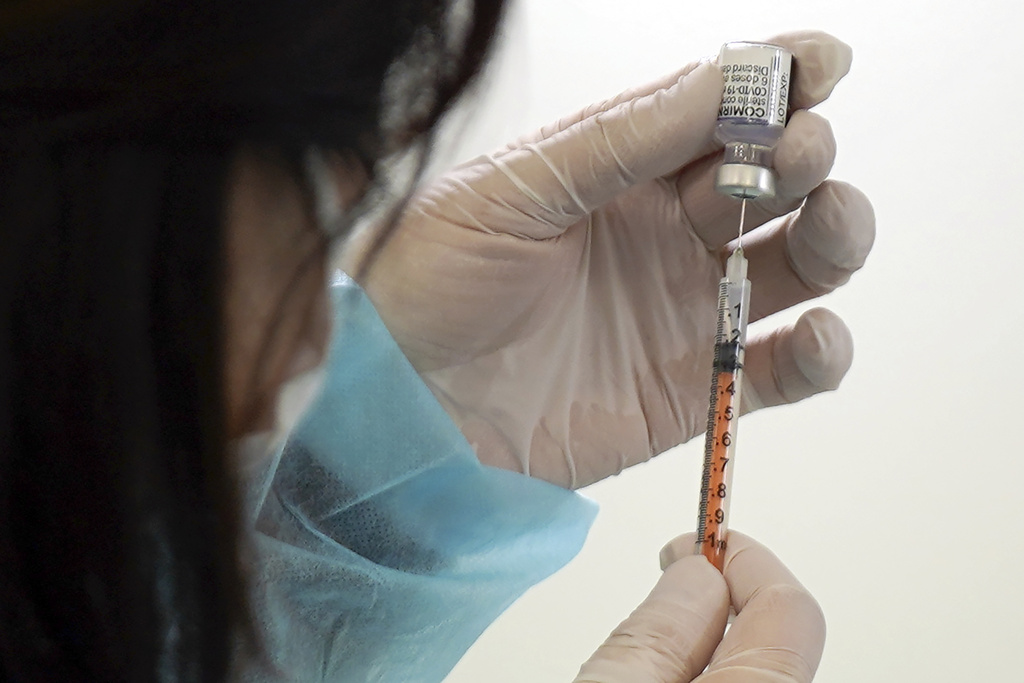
[695,202,751,571]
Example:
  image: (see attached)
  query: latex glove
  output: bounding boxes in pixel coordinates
[343,31,875,489]
[573,531,825,682]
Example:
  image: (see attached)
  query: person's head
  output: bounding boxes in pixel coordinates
[0,1,506,679]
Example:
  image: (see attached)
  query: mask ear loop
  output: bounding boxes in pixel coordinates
[302,145,353,288]
[231,149,340,519]
[303,147,345,237]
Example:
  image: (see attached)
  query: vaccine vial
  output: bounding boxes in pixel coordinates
[715,42,793,199]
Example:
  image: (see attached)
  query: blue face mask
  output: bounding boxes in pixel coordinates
[235,273,596,683]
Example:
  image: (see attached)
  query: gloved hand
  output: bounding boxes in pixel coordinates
[573,531,825,682]
[344,31,875,489]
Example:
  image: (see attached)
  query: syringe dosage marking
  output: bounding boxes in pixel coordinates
[695,249,749,572]
[698,366,739,568]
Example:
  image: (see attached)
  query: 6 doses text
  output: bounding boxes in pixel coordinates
[719,63,789,122]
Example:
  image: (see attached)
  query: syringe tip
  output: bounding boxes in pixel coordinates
[726,247,748,282]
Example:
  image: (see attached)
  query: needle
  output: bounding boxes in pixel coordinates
[737,198,748,249]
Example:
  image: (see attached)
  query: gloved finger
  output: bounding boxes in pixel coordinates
[701,531,826,682]
[768,30,853,111]
[440,62,722,241]
[659,532,826,682]
[739,180,875,321]
[495,30,851,154]
[492,61,707,154]
[573,551,729,683]
[740,308,853,414]
[679,109,837,250]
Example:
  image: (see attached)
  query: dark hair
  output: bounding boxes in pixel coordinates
[0,1,505,680]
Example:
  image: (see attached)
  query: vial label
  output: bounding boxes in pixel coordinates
[718,43,792,126]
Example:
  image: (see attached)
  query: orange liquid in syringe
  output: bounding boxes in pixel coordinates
[700,365,740,571]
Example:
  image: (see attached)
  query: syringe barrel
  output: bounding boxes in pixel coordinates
[695,253,751,571]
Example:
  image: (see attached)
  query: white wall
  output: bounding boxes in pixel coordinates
[444,1,1024,680]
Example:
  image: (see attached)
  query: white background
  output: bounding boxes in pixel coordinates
[441,0,1024,680]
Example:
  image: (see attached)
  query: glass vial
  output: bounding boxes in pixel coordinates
[715,42,793,199]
